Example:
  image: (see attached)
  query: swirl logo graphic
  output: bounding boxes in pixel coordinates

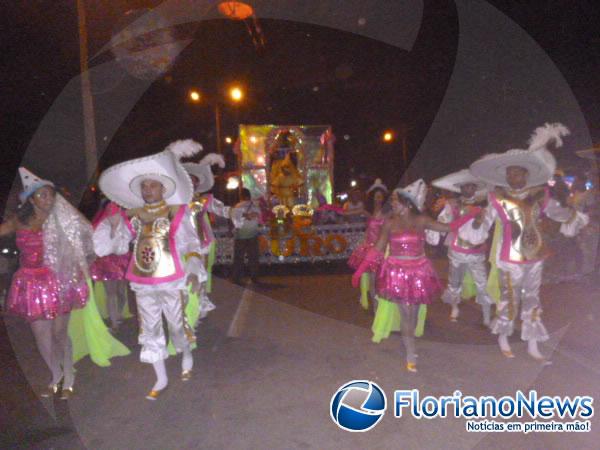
[330,380,387,432]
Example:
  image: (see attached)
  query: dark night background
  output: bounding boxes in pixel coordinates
[3,0,599,217]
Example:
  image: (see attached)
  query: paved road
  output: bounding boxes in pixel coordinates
[2,257,600,449]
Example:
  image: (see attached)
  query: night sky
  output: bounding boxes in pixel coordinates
[3,1,600,214]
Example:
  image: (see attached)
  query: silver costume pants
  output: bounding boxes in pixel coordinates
[442,251,492,306]
[135,289,193,363]
[491,261,548,342]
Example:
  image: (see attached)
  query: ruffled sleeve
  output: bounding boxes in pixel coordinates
[457,201,497,246]
[93,217,132,257]
[177,207,208,282]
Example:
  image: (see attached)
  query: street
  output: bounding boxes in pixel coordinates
[2,255,600,449]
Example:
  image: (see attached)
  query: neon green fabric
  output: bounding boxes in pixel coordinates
[371,298,427,342]
[167,285,199,355]
[69,279,131,366]
[94,282,109,319]
[121,288,133,319]
[486,220,502,304]
[461,271,477,300]
[206,239,216,294]
[359,272,369,310]
[94,281,133,319]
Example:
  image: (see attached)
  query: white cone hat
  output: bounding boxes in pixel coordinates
[394,178,427,211]
[18,167,55,203]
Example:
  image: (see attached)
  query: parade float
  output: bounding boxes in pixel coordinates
[214,124,366,264]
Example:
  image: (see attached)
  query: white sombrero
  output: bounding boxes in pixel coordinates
[99,139,202,209]
[431,169,487,195]
[470,123,568,189]
[366,178,388,194]
[183,153,225,194]
[575,144,600,161]
[18,167,55,203]
[394,178,427,211]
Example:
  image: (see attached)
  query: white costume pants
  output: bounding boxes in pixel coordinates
[442,250,492,306]
[492,260,548,342]
[135,289,193,363]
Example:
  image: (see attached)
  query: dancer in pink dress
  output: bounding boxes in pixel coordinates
[91,200,131,329]
[3,169,92,398]
[353,180,451,372]
[348,179,388,309]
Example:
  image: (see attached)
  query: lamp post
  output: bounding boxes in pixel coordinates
[189,85,244,156]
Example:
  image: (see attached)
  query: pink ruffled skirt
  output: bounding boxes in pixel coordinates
[376,256,442,305]
[91,254,130,281]
[7,267,88,321]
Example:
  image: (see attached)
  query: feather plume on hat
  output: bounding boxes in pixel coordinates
[527,123,570,151]
[165,139,203,159]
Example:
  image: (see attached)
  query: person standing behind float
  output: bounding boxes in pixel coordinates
[568,174,599,277]
[347,178,388,309]
[432,169,493,326]
[230,188,262,285]
[94,139,206,400]
[352,180,451,372]
[343,188,367,222]
[2,168,129,399]
[460,123,588,363]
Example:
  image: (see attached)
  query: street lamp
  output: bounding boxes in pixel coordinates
[188,85,246,155]
[189,89,201,102]
[383,130,394,143]
[229,86,244,102]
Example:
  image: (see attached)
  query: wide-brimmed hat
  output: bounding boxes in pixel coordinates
[394,178,427,211]
[366,178,388,194]
[431,169,487,195]
[18,167,55,203]
[183,153,225,194]
[469,123,568,189]
[99,139,202,209]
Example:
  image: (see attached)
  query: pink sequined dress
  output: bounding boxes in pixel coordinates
[348,216,385,269]
[91,253,130,281]
[90,201,130,282]
[6,229,88,321]
[376,230,441,304]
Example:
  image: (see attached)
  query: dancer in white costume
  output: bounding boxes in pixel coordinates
[460,124,588,363]
[433,169,493,325]
[183,153,232,316]
[94,140,207,399]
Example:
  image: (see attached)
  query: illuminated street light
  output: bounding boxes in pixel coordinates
[189,89,201,102]
[229,86,244,102]
[383,130,394,142]
[350,180,357,187]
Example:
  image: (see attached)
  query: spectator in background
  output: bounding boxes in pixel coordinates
[568,174,599,276]
[230,188,262,285]
[343,188,367,222]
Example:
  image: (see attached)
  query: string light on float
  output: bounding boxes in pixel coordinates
[225,136,233,144]
[226,176,240,190]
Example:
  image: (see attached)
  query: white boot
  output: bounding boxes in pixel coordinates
[146,360,168,400]
[498,334,514,358]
